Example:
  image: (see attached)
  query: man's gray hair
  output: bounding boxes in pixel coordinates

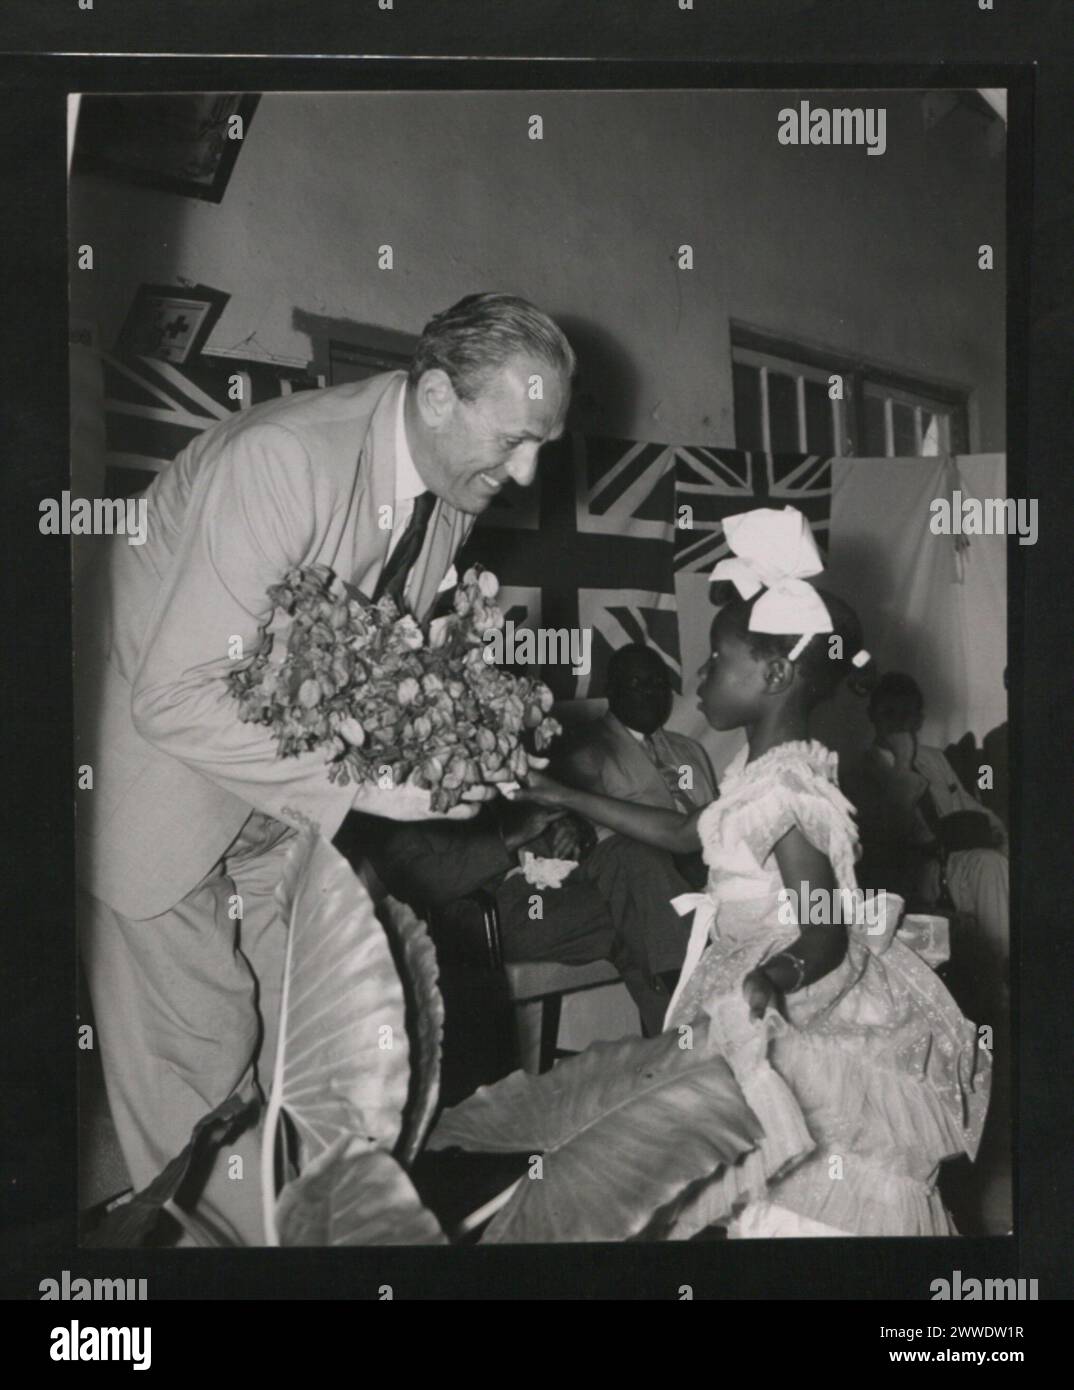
[408,292,575,401]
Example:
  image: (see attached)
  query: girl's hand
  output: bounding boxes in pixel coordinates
[504,767,571,808]
[742,967,779,1021]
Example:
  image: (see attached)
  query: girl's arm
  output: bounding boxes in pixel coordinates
[742,826,848,1016]
[510,769,703,854]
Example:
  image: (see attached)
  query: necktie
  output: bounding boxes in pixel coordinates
[374,491,436,608]
[644,734,694,813]
[917,783,945,841]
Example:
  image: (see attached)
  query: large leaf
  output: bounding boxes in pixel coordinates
[263,830,410,1240]
[276,1136,447,1246]
[429,1021,763,1243]
[378,895,445,1167]
[83,1093,255,1248]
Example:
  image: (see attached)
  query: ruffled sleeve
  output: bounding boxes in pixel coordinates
[706,745,861,890]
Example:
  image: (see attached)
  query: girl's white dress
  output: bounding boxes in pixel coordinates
[664,739,991,1239]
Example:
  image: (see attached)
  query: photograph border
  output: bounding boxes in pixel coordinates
[4,49,1054,1304]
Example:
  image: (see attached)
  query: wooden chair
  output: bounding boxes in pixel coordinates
[505,957,625,1073]
[439,888,637,1074]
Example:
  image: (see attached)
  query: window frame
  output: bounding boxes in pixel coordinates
[730,324,971,457]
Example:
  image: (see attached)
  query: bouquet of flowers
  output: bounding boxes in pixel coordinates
[228,563,561,811]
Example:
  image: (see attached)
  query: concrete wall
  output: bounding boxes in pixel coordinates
[71,88,1005,450]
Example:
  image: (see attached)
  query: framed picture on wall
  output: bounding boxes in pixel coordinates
[114,283,230,364]
[73,94,261,203]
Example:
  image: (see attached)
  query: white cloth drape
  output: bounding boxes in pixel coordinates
[818,455,1007,755]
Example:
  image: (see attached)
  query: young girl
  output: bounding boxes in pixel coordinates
[511,507,991,1238]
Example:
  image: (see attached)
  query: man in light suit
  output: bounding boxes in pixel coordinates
[550,643,719,1033]
[76,293,574,1242]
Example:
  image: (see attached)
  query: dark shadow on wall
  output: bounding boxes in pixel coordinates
[556,315,643,441]
[292,309,417,383]
[292,308,644,433]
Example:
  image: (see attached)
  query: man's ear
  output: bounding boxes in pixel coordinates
[414,368,457,428]
[765,656,796,694]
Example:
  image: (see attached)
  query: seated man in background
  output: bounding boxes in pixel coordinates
[339,796,674,1035]
[981,667,1009,831]
[549,642,720,1026]
[846,671,1009,1002]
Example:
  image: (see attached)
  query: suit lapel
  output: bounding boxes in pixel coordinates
[349,371,474,618]
[351,374,404,598]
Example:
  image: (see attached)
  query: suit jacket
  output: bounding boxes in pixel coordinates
[552,711,718,842]
[76,371,473,919]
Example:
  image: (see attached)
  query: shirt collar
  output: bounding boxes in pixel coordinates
[608,712,648,743]
[394,377,427,504]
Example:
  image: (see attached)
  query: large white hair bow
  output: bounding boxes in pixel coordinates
[710,506,832,661]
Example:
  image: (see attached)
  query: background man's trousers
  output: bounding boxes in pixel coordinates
[79,812,296,1246]
[575,838,692,1033]
[492,838,691,1036]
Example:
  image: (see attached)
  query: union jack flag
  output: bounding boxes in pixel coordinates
[99,358,836,704]
[459,434,680,699]
[673,447,833,574]
[102,352,321,497]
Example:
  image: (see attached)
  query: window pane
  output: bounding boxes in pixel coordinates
[804,378,834,454]
[733,361,763,451]
[863,392,887,456]
[767,371,799,453]
[892,400,917,456]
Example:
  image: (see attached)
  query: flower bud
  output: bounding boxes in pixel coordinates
[298,678,322,709]
[396,615,425,651]
[396,677,421,706]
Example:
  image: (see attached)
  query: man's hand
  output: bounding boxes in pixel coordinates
[547,815,585,861]
[880,729,917,769]
[502,803,566,853]
[350,781,494,823]
[873,700,919,769]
